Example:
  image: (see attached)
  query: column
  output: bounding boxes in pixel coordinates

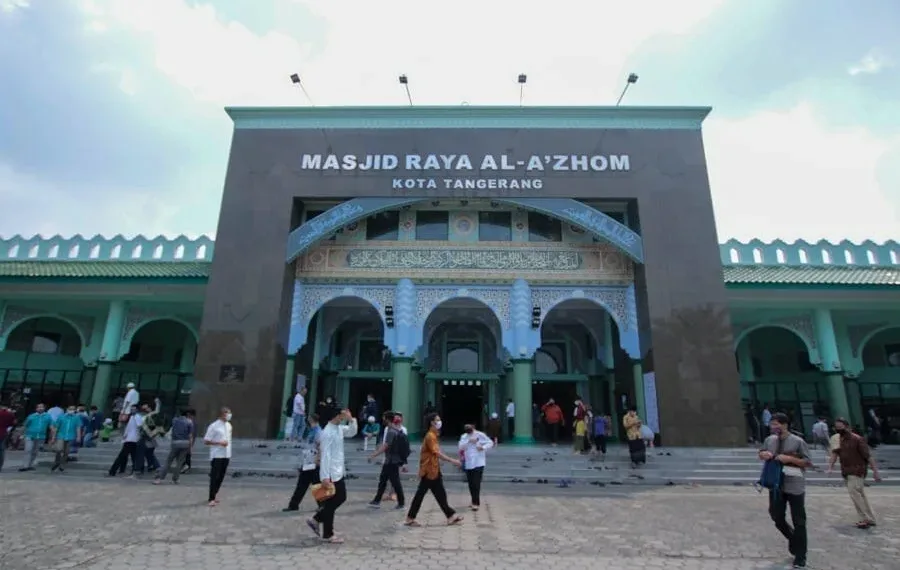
[90,300,126,410]
[603,315,618,438]
[278,355,295,437]
[511,358,533,443]
[391,356,414,421]
[308,312,325,410]
[736,340,755,383]
[631,359,646,422]
[0,301,6,390]
[406,366,422,437]
[845,379,863,428]
[813,308,850,420]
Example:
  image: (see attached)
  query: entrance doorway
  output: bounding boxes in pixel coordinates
[439,380,485,437]
[532,380,579,442]
[347,378,393,423]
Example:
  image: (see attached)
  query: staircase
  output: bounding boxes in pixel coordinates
[7,438,900,487]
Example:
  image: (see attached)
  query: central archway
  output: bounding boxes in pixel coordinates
[285,197,644,263]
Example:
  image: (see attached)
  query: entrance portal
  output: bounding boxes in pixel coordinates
[439,380,485,437]
[532,381,579,442]
[348,377,393,423]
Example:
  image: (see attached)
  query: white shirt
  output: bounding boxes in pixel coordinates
[318,419,358,482]
[505,402,515,418]
[382,424,407,444]
[293,393,306,416]
[458,430,494,470]
[123,413,144,443]
[124,389,140,412]
[204,419,233,460]
[812,421,828,439]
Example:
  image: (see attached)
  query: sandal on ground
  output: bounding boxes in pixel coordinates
[321,536,344,543]
[404,520,422,527]
[447,515,464,525]
[207,501,217,507]
[470,506,479,511]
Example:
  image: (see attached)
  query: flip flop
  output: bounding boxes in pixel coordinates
[447,515,463,526]
[404,520,422,527]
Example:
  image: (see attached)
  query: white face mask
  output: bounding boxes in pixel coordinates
[225,413,233,422]
[434,420,443,430]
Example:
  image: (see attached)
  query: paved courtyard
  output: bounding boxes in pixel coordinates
[1,475,898,570]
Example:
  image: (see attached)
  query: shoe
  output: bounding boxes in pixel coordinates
[282,507,298,512]
[792,558,806,568]
[367,501,381,509]
[393,504,405,510]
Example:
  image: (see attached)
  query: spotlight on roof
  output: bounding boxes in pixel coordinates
[398,74,412,106]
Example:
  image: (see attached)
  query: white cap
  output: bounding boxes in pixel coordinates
[367,416,375,423]
[490,412,499,419]
[126,382,135,389]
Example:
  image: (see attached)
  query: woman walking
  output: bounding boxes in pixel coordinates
[308,408,357,543]
[458,423,493,511]
[203,407,233,507]
[623,406,646,468]
[405,413,464,527]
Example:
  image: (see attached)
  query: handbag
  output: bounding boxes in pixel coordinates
[311,482,335,503]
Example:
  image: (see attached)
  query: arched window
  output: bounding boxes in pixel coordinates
[535,348,563,374]
[447,342,479,373]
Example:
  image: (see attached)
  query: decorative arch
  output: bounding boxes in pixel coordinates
[413,287,508,358]
[733,323,818,363]
[285,197,644,264]
[856,324,900,359]
[289,282,393,353]
[0,313,88,353]
[119,317,200,359]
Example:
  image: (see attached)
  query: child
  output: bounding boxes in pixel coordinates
[100,418,114,442]
[362,416,380,451]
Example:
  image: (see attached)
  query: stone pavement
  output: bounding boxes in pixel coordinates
[1,476,898,570]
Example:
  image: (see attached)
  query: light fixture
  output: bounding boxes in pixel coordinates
[518,73,527,106]
[398,74,412,106]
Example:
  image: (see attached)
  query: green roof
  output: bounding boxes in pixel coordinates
[722,265,900,286]
[0,261,209,279]
[0,261,898,287]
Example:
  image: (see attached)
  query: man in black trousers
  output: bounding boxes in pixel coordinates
[367,412,408,510]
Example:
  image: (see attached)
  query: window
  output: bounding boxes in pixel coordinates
[446,342,479,373]
[121,343,141,362]
[358,339,389,371]
[366,211,400,240]
[415,211,449,241]
[478,211,512,241]
[31,332,61,354]
[886,344,900,367]
[527,213,562,242]
[535,349,562,374]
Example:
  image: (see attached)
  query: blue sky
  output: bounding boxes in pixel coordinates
[0,0,898,242]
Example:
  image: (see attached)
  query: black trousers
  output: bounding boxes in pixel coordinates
[209,458,230,502]
[108,442,138,475]
[769,491,807,562]
[288,469,320,509]
[313,478,347,539]
[548,422,560,443]
[374,463,405,506]
[407,475,455,520]
[465,466,484,506]
[507,417,515,439]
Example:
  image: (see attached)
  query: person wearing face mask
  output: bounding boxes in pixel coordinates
[405,413,463,527]
[283,413,322,512]
[758,412,811,568]
[108,405,143,477]
[18,403,51,472]
[307,408,357,543]
[458,424,493,511]
[827,418,882,530]
[49,406,82,473]
[203,407,233,507]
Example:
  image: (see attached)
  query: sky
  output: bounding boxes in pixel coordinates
[0,0,898,244]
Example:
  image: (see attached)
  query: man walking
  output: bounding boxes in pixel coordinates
[827,417,882,529]
[283,414,322,512]
[308,408,357,543]
[458,423,493,511]
[19,403,51,472]
[505,398,515,440]
[50,406,82,473]
[405,413,463,527]
[292,387,307,441]
[108,406,142,477]
[368,413,410,510]
[204,407,233,507]
[154,408,195,485]
[758,412,811,568]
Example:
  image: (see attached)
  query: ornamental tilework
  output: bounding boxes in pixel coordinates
[0,305,94,348]
[415,287,509,328]
[296,284,395,325]
[531,287,630,332]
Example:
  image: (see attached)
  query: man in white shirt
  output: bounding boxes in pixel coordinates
[292,387,307,441]
[120,383,140,429]
[108,406,144,477]
[458,424,494,511]
[505,399,515,440]
[203,407,233,507]
[307,408,357,543]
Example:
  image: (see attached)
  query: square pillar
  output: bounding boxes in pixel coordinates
[631,359,646,422]
[278,355,296,438]
[90,300,126,411]
[391,356,414,420]
[813,308,850,420]
[511,358,533,443]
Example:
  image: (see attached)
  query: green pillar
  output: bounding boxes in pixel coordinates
[605,369,618,438]
[511,358,533,443]
[603,314,618,438]
[631,359,646,422]
[813,308,851,421]
[736,340,755,383]
[79,369,96,405]
[391,357,414,421]
[406,367,422,437]
[845,379,863,427]
[90,300,126,410]
[278,355,296,438]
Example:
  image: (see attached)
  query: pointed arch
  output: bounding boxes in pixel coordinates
[0,314,87,352]
[119,317,200,359]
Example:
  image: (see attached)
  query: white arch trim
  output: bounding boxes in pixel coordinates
[733,323,817,358]
[856,324,900,358]
[119,316,200,359]
[0,313,88,352]
[420,295,505,329]
[539,295,624,337]
[290,289,389,354]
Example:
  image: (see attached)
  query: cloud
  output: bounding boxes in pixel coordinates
[848,49,890,76]
[0,0,30,14]
[704,103,900,242]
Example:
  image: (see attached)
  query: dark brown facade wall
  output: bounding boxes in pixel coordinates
[195,126,743,443]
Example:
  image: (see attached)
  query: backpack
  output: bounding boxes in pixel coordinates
[390,430,411,464]
[284,395,294,418]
